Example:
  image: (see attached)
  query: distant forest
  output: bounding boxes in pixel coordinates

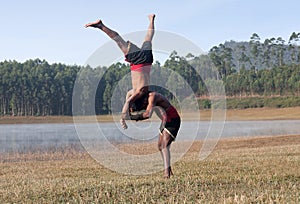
[1,32,300,116]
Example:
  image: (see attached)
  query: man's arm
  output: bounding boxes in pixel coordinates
[153,106,167,123]
[121,89,134,120]
[120,89,135,130]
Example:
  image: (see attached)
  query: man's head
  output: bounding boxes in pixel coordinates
[129,93,149,113]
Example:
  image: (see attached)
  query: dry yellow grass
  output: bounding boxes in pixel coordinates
[0,135,299,203]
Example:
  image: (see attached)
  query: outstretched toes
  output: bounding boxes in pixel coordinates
[85,19,103,29]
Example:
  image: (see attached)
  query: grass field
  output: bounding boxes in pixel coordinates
[0,135,299,203]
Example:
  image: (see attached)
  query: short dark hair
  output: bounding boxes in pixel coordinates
[129,93,149,112]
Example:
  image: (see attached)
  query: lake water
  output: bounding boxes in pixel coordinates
[1,120,300,154]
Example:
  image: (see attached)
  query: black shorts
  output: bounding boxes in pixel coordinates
[125,41,153,65]
[160,117,181,140]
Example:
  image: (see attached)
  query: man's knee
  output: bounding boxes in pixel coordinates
[158,143,162,151]
[158,134,163,151]
[161,133,172,148]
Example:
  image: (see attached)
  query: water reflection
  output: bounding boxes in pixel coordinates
[0,120,300,154]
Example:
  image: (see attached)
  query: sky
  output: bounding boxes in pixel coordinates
[1,0,300,66]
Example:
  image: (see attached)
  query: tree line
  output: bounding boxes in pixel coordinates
[0,59,79,116]
[209,32,300,77]
[1,33,300,116]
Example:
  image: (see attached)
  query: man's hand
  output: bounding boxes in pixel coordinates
[120,118,128,129]
[129,113,145,121]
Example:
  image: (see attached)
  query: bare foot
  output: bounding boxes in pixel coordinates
[170,168,174,176]
[163,167,173,178]
[148,14,155,22]
[85,19,103,29]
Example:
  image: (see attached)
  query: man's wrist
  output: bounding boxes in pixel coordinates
[121,112,130,120]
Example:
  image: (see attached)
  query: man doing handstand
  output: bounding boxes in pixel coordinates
[85,14,156,128]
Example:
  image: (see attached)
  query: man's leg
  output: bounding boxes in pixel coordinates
[144,14,155,42]
[158,130,174,178]
[85,20,128,55]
